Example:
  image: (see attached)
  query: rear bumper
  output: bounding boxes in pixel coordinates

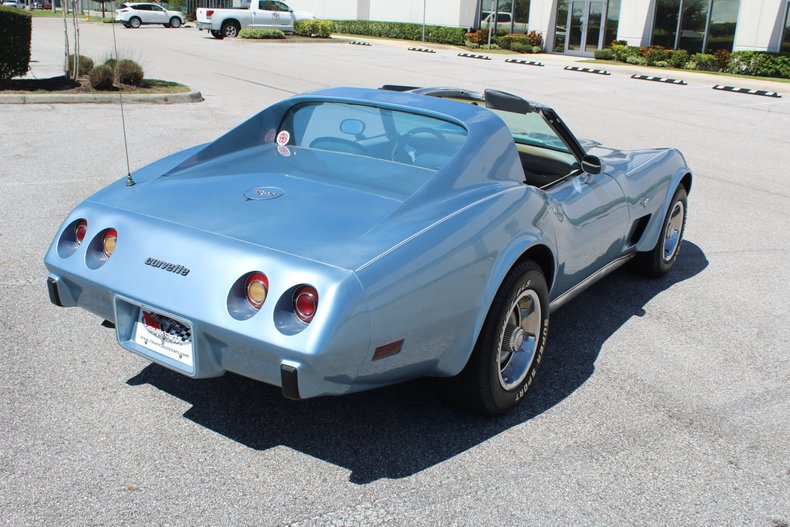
[197,21,214,30]
[46,271,372,400]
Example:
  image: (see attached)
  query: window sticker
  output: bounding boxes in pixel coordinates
[276,130,290,145]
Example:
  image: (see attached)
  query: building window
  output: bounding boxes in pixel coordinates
[707,0,740,52]
[651,0,740,53]
[479,0,530,34]
[603,0,621,47]
[782,1,790,53]
[514,0,530,34]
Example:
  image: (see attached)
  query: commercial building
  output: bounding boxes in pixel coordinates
[286,0,790,55]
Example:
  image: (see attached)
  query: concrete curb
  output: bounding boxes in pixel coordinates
[0,90,204,104]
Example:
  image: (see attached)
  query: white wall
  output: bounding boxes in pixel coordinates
[527,0,553,39]
[369,0,467,27]
[732,0,786,51]
[616,0,653,46]
[282,0,360,20]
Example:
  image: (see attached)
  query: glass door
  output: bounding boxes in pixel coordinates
[585,1,604,53]
[556,0,606,56]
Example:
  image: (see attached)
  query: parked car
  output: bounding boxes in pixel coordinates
[33,0,52,8]
[44,86,691,416]
[2,0,25,8]
[116,2,186,28]
[196,0,314,39]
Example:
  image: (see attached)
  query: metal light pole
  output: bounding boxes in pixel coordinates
[422,0,426,42]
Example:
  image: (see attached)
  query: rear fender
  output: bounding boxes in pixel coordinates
[435,233,556,376]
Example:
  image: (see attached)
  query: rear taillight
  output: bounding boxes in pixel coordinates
[74,219,87,245]
[102,229,117,258]
[245,272,269,310]
[293,285,318,324]
[206,9,213,17]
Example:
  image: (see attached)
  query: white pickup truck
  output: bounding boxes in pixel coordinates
[197,0,314,39]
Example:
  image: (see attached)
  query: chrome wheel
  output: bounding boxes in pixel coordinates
[129,16,141,28]
[662,200,685,262]
[497,289,541,390]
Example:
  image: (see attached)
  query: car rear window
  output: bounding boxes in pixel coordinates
[280,102,467,172]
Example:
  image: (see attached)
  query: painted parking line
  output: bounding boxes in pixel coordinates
[408,47,436,53]
[631,74,687,85]
[712,85,781,98]
[349,41,372,46]
[458,52,491,60]
[564,66,610,75]
[505,58,544,67]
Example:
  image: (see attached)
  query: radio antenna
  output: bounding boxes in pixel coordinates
[110,2,135,187]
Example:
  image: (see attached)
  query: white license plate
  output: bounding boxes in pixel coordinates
[132,308,193,368]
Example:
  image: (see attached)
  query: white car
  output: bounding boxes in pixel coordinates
[116,2,186,29]
[196,0,314,39]
[2,0,26,8]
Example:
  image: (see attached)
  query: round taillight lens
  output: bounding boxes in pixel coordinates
[75,220,87,245]
[245,272,269,309]
[293,285,318,323]
[102,229,117,258]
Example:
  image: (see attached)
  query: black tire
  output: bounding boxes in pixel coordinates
[129,16,141,28]
[442,261,550,416]
[123,23,131,28]
[210,29,223,39]
[221,20,240,38]
[632,186,688,277]
[169,16,181,28]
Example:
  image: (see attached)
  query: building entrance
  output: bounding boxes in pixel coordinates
[557,0,604,56]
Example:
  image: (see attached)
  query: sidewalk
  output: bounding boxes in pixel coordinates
[333,33,788,93]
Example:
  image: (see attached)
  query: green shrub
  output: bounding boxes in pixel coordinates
[668,49,689,68]
[641,45,671,65]
[689,53,715,71]
[654,60,668,67]
[115,58,144,85]
[104,58,117,69]
[66,54,94,77]
[88,64,114,90]
[594,48,614,60]
[0,6,32,82]
[465,30,489,46]
[510,41,529,53]
[612,44,641,62]
[331,20,466,46]
[531,45,542,53]
[238,28,286,39]
[625,55,646,65]
[712,48,730,71]
[465,41,480,49]
[498,33,528,49]
[294,19,333,38]
[725,50,790,78]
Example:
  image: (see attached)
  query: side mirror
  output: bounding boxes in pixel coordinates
[581,154,602,175]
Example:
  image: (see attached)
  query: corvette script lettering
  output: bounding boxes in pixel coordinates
[144,257,190,276]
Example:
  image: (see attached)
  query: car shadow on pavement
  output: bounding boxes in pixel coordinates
[127,241,708,484]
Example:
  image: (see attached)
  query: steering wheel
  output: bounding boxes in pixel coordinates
[309,137,367,156]
[391,127,448,164]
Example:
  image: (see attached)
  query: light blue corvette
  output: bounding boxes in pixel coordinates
[44,86,691,415]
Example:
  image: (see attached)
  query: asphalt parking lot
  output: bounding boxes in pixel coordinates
[1,18,789,526]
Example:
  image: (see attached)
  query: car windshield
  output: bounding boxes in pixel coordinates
[487,108,572,153]
[281,102,468,171]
